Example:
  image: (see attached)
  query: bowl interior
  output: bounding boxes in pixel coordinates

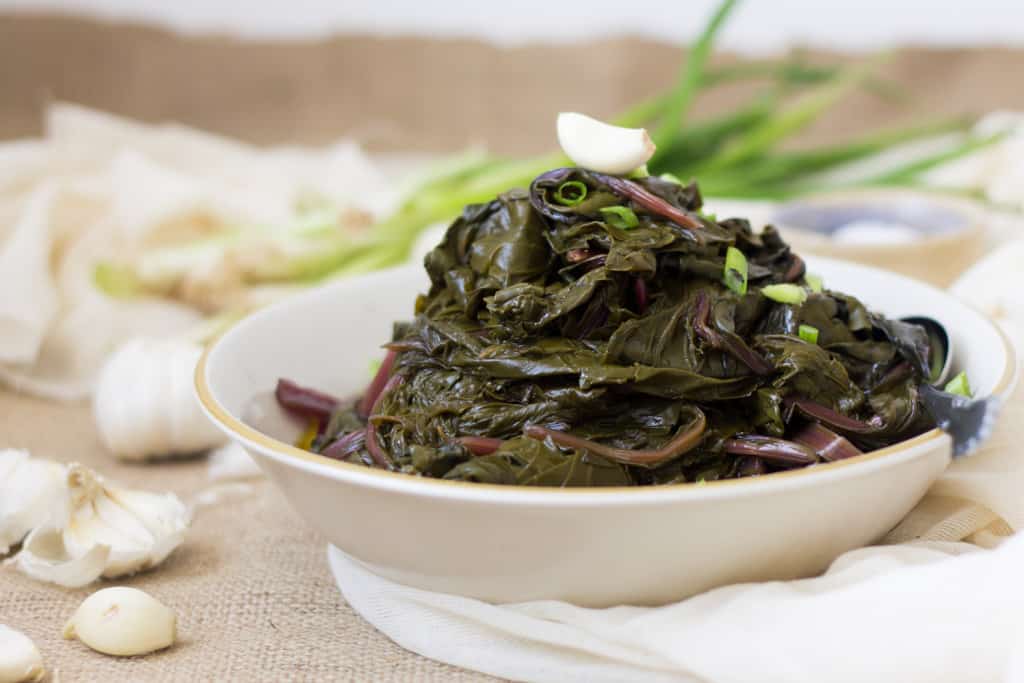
[203,257,1013,486]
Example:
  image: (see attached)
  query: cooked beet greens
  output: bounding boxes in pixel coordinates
[279,169,937,486]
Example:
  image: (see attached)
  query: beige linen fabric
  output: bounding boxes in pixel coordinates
[4,17,1024,157]
[0,104,395,402]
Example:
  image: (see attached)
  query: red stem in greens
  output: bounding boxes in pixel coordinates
[723,434,818,467]
[523,408,706,467]
[592,172,703,231]
[365,374,404,469]
[321,429,367,460]
[784,254,806,283]
[275,379,339,422]
[694,291,774,375]
[364,422,387,469]
[633,278,649,314]
[457,436,504,456]
[877,361,912,390]
[786,398,881,434]
[358,349,398,419]
[791,422,863,462]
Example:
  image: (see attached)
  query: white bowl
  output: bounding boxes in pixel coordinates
[197,257,1015,607]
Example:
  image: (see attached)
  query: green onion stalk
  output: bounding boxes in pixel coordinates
[761,283,808,305]
[722,246,748,295]
[360,3,996,277]
[95,0,1002,303]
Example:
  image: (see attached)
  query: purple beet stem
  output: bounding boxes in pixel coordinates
[275,378,339,422]
[358,349,398,419]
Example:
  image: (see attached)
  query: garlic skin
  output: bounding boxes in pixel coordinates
[11,463,190,588]
[0,450,65,554]
[11,533,111,589]
[0,625,44,683]
[93,337,226,460]
[556,112,656,175]
[63,587,177,657]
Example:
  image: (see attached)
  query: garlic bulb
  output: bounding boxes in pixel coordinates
[93,337,226,460]
[0,625,44,683]
[11,463,190,588]
[556,112,656,175]
[63,587,176,657]
[0,450,65,554]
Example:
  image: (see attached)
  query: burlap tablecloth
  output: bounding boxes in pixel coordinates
[0,391,500,682]
[3,15,1024,155]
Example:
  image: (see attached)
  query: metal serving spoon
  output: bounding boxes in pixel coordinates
[902,315,953,386]
[900,315,1000,457]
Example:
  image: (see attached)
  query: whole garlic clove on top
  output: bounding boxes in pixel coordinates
[556,112,656,175]
[93,338,226,461]
[0,450,66,555]
[11,463,190,588]
[63,587,176,657]
[0,625,44,683]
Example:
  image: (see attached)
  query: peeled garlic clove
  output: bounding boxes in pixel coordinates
[0,625,44,683]
[556,112,656,175]
[63,587,176,657]
[10,463,189,587]
[0,451,66,555]
[93,338,226,461]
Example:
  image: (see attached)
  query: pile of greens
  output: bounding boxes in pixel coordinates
[277,168,938,486]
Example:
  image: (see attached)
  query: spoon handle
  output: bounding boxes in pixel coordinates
[919,384,1002,458]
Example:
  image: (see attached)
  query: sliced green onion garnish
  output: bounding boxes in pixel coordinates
[628,164,650,179]
[722,246,748,295]
[805,273,824,293]
[600,205,640,229]
[368,358,382,375]
[944,370,972,397]
[798,324,819,344]
[554,180,588,206]
[700,211,719,223]
[761,283,808,305]
[659,172,683,185]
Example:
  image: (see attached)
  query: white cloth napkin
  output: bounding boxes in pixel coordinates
[328,241,1024,683]
[0,104,394,400]
[329,533,1021,683]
